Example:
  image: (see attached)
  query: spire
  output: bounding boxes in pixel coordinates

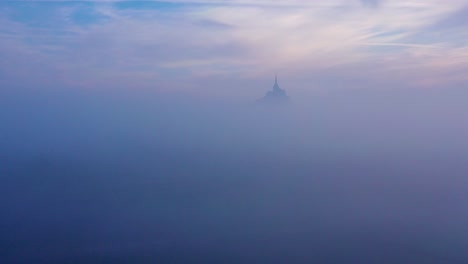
[273,74,280,91]
[258,73,290,105]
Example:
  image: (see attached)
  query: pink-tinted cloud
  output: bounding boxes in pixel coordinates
[1,0,468,96]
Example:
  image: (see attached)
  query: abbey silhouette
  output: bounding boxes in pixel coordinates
[258,75,290,104]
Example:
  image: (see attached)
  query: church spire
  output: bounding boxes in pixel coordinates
[258,74,290,104]
[273,74,280,91]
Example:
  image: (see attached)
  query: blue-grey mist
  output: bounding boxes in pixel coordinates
[1,86,468,263]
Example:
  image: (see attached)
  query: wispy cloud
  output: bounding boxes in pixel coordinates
[360,0,382,8]
[1,0,468,94]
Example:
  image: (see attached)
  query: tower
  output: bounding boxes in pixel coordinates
[273,74,280,91]
[258,75,290,104]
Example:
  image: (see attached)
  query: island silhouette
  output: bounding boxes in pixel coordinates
[258,75,290,104]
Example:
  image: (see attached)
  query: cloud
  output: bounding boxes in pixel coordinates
[1,0,468,95]
[428,5,468,30]
[360,0,382,8]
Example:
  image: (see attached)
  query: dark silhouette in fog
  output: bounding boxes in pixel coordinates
[258,75,290,105]
[2,0,468,262]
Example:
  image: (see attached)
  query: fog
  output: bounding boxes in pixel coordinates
[1,87,468,263]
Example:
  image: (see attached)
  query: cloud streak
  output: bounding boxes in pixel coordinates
[1,0,468,95]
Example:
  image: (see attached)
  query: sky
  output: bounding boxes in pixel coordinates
[1,0,468,99]
[3,0,468,156]
[3,2,468,263]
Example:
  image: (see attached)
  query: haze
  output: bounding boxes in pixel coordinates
[1,1,468,263]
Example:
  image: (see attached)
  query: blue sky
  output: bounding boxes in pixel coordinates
[1,0,468,98]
